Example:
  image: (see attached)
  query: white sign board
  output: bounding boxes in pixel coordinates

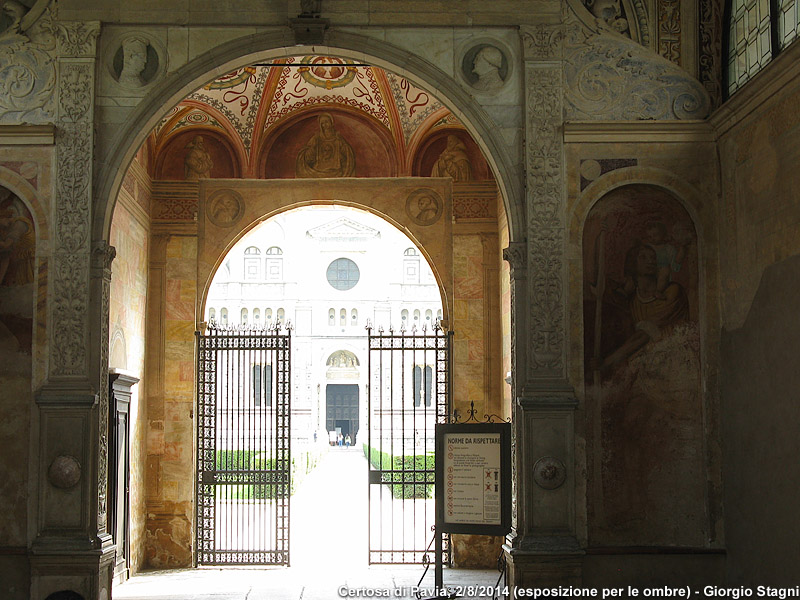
[442,432,502,526]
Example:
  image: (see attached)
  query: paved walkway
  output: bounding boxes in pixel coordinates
[115,448,501,600]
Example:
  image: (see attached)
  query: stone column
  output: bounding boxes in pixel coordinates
[503,23,583,587]
[31,21,115,600]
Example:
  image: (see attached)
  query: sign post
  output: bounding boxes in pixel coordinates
[433,422,512,594]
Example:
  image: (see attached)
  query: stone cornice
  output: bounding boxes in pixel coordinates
[0,125,55,145]
[563,120,715,143]
[710,37,800,137]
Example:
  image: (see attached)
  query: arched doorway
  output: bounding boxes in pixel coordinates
[195,203,448,566]
[106,51,512,574]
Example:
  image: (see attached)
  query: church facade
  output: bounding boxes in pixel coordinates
[0,0,798,597]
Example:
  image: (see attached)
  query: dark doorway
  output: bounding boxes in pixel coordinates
[326,384,359,443]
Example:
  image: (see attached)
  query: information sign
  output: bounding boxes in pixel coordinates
[435,422,511,536]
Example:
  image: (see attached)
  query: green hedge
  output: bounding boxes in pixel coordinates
[363,443,434,499]
[215,448,324,500]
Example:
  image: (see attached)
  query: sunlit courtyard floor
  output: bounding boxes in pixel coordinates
[114,448,501,600]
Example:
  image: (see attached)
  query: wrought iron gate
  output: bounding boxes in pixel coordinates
[196,323,291,565]
[366,323,452,564]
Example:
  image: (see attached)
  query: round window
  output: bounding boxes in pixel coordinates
[326,258,360,291]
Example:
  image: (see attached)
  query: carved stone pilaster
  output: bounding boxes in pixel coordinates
[92,241,116,535]
[525,63,566,380]
[504,25,582,588]
[51,24,98,378]
[503,242,527,534]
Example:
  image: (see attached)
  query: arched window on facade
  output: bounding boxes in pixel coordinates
[329,308,335,326]
[413,309,420,324]
[413,365,433,407]
[403,247,420,284]
[351,308,358,326]
[425,309,432,325]
[244,246,261,280]
[277,308,285,325]
[266,246,283,281]
[437,309,443,322]
[253,308,260,324]
[340,308,347,326]
[209,307,215,322]
[241,308,248,324]
[727,0,800,96]
[401,309,409,326]
[266,308,273,322]
[221,308,228,325]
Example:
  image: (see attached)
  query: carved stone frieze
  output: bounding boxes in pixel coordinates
[520,24,564,60]
[563,6,711,120]
[699,0,723,108]
[525,65,565,377]
[54,21,100,58]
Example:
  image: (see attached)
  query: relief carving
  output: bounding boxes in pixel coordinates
[54,20,99,58]
[52,54,94,377]
[658,0,681,65]
[93,240,115,533]
[521,24,564,60]
[0,3,56,124]
[699,0,723,108]
[296,113,355,178]
[583,0,631,37]
[564,6,710,120]
[526,66,565,375]
[461,44,509,93]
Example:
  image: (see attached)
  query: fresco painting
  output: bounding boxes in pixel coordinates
[583,184,706,546]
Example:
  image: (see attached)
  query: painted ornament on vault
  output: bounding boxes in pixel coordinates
[298,56,357,90]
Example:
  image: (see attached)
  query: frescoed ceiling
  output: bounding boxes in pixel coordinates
[148,55,473,179]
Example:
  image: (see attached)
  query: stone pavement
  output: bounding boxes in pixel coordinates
[115,448,502,600]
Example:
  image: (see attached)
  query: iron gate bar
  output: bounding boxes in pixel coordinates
[195,323,291,566]
[366,322,452,565]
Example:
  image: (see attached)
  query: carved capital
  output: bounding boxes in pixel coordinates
[91,241,116,275]
[55,21,99,58]
[520,24,564,61]
[503,242,527,278]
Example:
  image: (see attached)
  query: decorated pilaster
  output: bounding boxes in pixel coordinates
[31,19,114,600]
[503,22,582,587]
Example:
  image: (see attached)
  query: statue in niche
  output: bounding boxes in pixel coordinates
[184,135,214,180]
[470,46,506,92]
[431,135,473,181]
[296,113,355,178]
[117,36,149,88]
[584,0,630,36]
